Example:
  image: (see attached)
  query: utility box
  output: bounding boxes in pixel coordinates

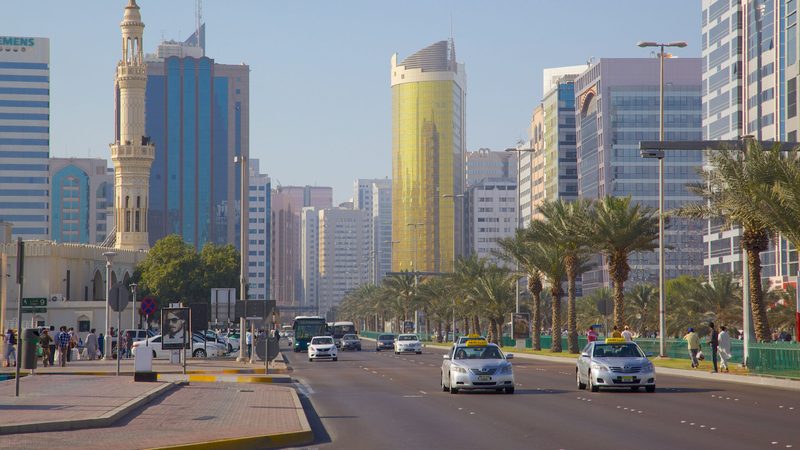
[21,328,39,370]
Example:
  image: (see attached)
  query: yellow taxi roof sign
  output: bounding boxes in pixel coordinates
[605,338,627,344]
[466,333,481,338]
[465,338,488,347]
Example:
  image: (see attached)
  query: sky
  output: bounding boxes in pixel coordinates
[6,0,700,204]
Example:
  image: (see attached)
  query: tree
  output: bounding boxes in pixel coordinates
[381,272,417,333]
[533,199,594,353]
[469,264,515,345]
[676,143,777,342]
[624,284,658,337]
[417,277,453,341]
[199,243,240,298]
[589,196,659,330]
[136,234,203,308]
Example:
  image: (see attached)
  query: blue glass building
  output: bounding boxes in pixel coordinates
[144,56,249,249]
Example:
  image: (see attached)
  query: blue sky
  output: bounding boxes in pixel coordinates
[7,0,700,203]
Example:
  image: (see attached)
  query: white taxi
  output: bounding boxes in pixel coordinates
[441,338,515,394]
[576,338,656,392]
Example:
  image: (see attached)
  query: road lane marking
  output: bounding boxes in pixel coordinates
[419,390,427,394]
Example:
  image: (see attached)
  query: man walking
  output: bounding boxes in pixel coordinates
[3,329,16,367]
[684,327,701,368]
[57,326,71,367]
[708,322,719,373]
[622,325,634,342]
[39,329,52,367]
[718,325,731,373]
[85,329,98,360]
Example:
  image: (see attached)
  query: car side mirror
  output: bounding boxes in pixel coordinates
[581,352,589,357]
[443,355,450,360]
[505,354,514,360]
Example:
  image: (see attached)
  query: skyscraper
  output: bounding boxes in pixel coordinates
[0,36,50,240]
[318,207,371,315]
[391,40,466,273]
[247,159,270,301]
[575,58,705,293]
[353,178,393,284]
[50,157,113,244]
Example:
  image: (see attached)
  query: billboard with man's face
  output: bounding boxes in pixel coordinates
[162,307,190,350]
[512,313,530,339]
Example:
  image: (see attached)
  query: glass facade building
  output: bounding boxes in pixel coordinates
[0,36,50,239]
[50,158,113,244]
[391,40,466,273]
[575,58,705,293]
[145,56,249,250]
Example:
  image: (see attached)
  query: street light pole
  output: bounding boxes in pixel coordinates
[234,155,249,363]
[102,251,117,360]
[505,147,536,314]
[407,223,423,333]
[637,40,687,358]
[130,283,137,330]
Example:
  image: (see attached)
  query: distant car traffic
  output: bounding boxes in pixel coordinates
[576,338,656,393]
[340,334,362,351]
[375,334,395,351]
[308,336,337,362]
[441,337,515,394]
[131,334,227,358]
[394,334,422,354]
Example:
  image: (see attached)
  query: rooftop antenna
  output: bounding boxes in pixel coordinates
[196,0,204,56]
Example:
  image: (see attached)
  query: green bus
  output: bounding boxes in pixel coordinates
[292,316,329,352]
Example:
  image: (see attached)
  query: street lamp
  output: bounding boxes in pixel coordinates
[234,155,249,363]
[442,194,465,342]
[407,223,423,333]
[505,147,536,314]
[130,283,137,330]
[102,251,117,360]
[637,40,687,358]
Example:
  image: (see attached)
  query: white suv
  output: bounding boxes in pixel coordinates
[308,336,338,362]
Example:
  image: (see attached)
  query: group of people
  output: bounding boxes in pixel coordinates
[2,327,107,369]
[684,322,732,373]
[585,325,635,343]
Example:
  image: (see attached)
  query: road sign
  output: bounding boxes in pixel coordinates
[596,298,613,316]
[22,297,47,313]
[109,282,130,312]
[141,296,157,316]
[235,300,275,321]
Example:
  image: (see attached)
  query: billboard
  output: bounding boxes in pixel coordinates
[511,313,530,340]
[161,307,190,350]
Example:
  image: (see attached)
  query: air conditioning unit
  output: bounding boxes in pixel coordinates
[50,294,64,303]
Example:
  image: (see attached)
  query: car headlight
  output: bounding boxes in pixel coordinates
[642,361,654,371]
[499,365,513,374]
[590,362,608,372]
[452,365,468,374]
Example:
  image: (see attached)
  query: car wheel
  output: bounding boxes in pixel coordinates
[193,349,206,358]
[333,357,338,361]
[376,348,380,352]
[416,351,422,354]
[505,387,515,394]
[228,344,233,353]
[357,347,361,351]
[441,373,449,392]
[589,371,599,392]
[577,369,586,390]
[449,374,458,394]
[395,351,399,354]
[308,358,312,362]
[645,385,656,393]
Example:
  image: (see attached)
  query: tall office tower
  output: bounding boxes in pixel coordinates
[519,66,584,225]
[144,32,249,250]
[702,0,790,281]
[247,159,270,301]
[318,207,371,316]
[0,36,50,240]
[575,58,705,293]
[353,178,393,284]
[50,158,114,244]
[391,40,466,273]
[271,186,332,308]
[465,149,516,187]
[300,206,319,313]
[110,0,155,251]
[467,178,517,266]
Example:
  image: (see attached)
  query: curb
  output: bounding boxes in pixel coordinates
[156,373,292,384]
[146,386,313,450]
[0,381,181,435]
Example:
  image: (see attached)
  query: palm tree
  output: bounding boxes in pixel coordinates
[676,143,777,342]
[470,265,515,345]
[533,199,595,353]
[451,255,488,335]
[417,277,453,341]
[381,272,417,333]
[495,229,546,350]
[624,284,658,337]
[693,273,742,328]
[528,238,567,353]
[589,196,659,330]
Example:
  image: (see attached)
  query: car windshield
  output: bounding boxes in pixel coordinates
[399,335,417,341]
[592,343,645,358]
[312,337,333,345]
[453,346,503,360]
[343,335,358,340]
[379,335,394,341]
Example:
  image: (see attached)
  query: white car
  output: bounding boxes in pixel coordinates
[308,336,337,362]
[394,334,422,354]
[132,334,227,359]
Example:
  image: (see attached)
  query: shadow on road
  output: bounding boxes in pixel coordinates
[297,392,332,446]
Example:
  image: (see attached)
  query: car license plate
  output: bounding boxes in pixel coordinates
[621,376,633,383]
[478,375,491,381]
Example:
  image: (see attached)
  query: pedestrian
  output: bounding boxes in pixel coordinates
[622,325,633,342]
[47,326,56,366]
[98,332,105,357]
[708,322,719,373]
[684,327,701,368]
[85,329,98,361]
[118,333,127,359]
[611,325,623,339]
[3,329,16,367]
[39,329,52,367]
[718,325,731,373]
[57,326,71,367]
[67,327,77,362]
[587,327,598,343]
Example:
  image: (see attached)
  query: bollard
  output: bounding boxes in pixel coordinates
[21,328,39,370]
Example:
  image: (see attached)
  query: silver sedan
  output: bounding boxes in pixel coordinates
[441,342,515,394]
[576,340,656,392]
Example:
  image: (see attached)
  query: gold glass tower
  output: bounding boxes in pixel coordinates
[391,40,466,273]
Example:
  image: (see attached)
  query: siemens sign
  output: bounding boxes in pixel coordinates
[0,37,36,47]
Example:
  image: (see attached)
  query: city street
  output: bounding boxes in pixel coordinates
[289,341,799,450]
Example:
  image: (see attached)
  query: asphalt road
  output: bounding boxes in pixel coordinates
[285,341,798,450]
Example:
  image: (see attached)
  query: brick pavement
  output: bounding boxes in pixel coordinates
[0,375,169,426]
[0,382,308,449]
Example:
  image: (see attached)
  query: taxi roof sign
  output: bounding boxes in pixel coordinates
[466,334,481,338]
[465,338,489,347]
[604,338,627,344]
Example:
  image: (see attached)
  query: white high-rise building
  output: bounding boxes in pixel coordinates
[0,36,50,240]
[318,207,370,315]
[248,159,270,300]
[467,178,517,266]
[353,178,392,284]
[301,206,320,312]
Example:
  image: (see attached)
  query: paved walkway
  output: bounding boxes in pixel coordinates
[0,375,168,426]
[0,382,309,449]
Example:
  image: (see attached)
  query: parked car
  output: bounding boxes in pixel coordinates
[375,334,395,351]
[340,334,362,351]
[131,334,227,358]
[308,336,337,362]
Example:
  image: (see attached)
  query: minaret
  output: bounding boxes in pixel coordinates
[110,0,154,251]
